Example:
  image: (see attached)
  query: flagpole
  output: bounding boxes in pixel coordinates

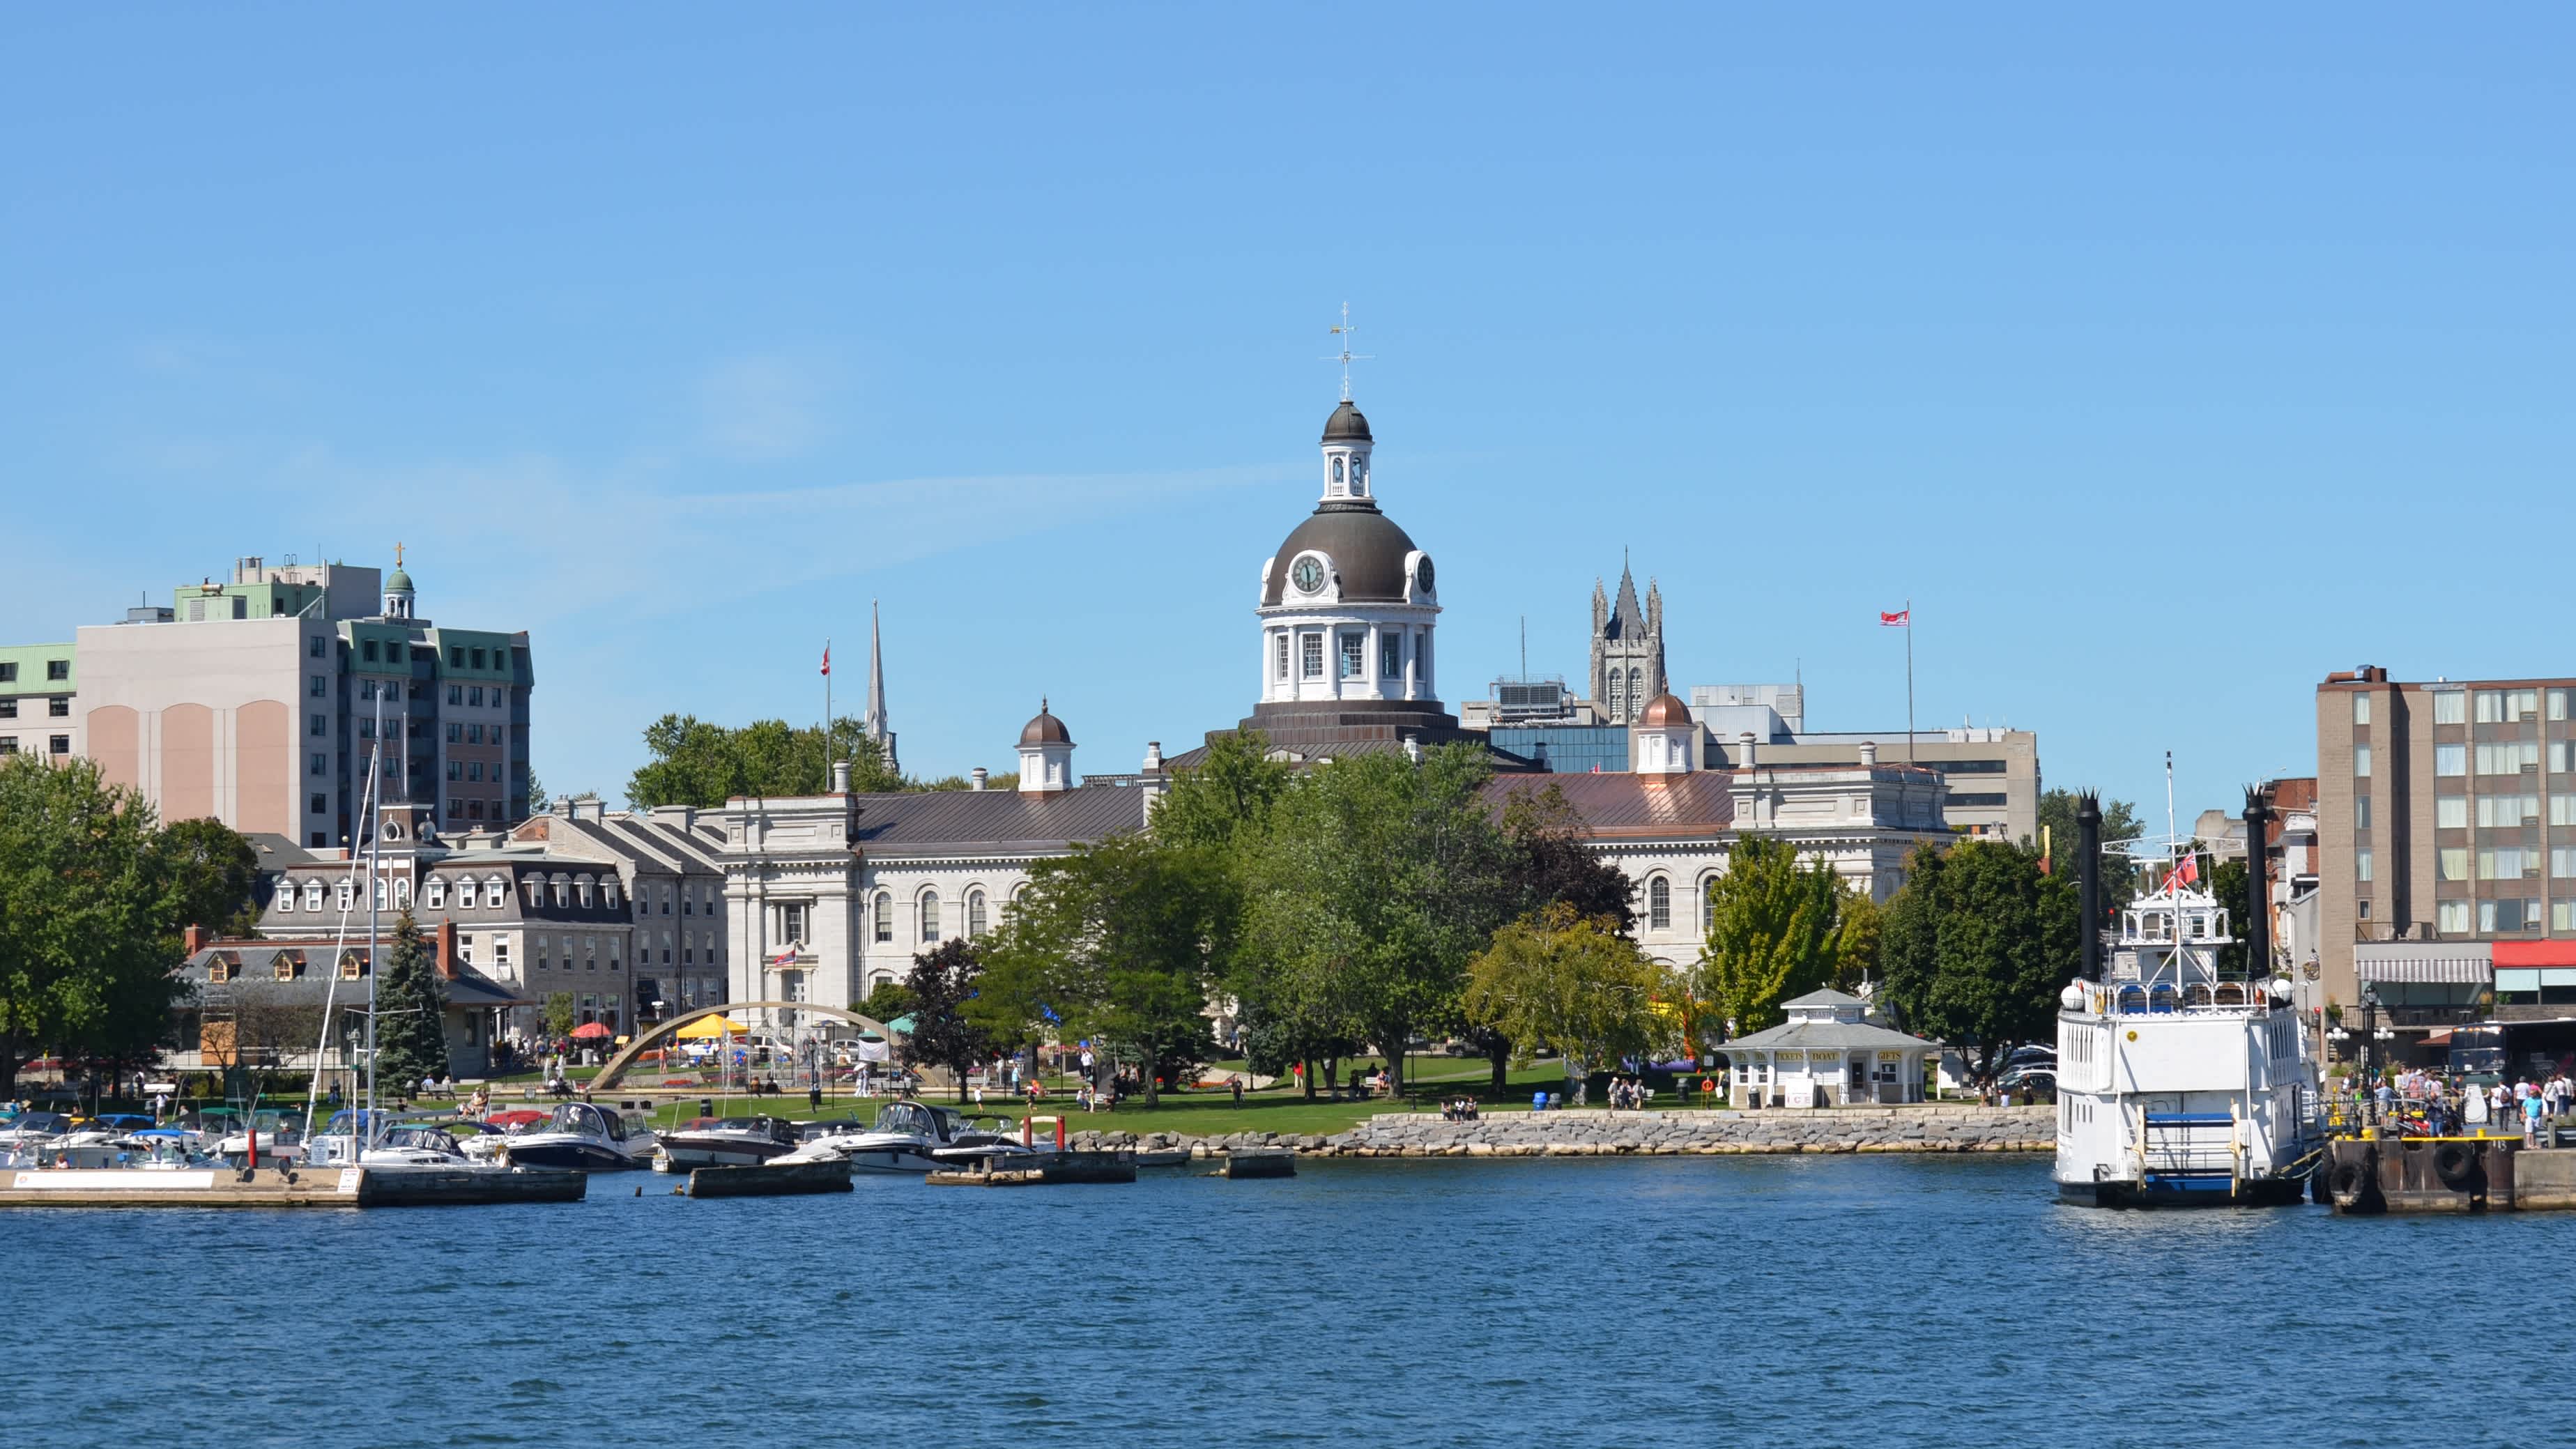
[824,638,832,758]
[1905,597,1915,767]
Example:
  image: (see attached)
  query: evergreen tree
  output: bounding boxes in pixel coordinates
[373,912,450,1091]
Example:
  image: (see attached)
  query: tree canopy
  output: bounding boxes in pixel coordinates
[974,831,1229,1105]
[1237,744,1519,1092]
[1692,835,1845,1039]
[1462,903,1669,1078]
[156,816,263,940]
[1877,837,2078,1082]
[0,755,195,1096]
[898,937,991,1103]
[624,714,906,808]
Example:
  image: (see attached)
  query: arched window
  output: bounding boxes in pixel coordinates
[1702,877,1719,935]
[1648,877,1671,930]
[1607,671,1626,723]
[393,877,412,910]
[873,892,893,943]
[1627,668,1643,716]
[967,890,988,938]
[919,890,941,944]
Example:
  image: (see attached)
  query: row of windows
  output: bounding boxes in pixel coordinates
[861,885,1028,945]
[275,871,622,915]
[0,698,70,719]
[0,660,72,682]
[0,736,72,756]
[2383,688,2574,727]
[1272,628,1429,684]
[637,882,716,919]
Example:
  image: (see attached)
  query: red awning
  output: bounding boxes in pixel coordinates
[2493,941,2576,967]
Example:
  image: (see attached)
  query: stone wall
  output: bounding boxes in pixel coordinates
[1065,1105,2054,1158]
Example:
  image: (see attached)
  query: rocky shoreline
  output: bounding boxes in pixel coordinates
[1064,1105,2054,1158]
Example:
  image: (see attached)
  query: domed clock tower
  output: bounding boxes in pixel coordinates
[1233,398,1488,762]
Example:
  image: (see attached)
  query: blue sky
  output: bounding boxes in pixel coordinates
[6,7,2570,820]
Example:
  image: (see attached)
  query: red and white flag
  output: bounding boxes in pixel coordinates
[2171,854,2200,889]
[820,645,831,677]
[1879,609,1910,627]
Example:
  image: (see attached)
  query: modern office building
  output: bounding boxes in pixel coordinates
[6,553,534,846]
[2315,666,2576,1066]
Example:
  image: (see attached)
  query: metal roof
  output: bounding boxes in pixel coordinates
[848,785,1147,857]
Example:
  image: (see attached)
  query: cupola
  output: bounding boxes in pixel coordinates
[1017,698,1075,795]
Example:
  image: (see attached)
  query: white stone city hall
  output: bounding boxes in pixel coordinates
[710,391,1957,1019]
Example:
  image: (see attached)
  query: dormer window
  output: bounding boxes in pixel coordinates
[425,878,446,910]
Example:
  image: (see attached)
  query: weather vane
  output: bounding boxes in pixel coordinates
[1322,301,1372,402]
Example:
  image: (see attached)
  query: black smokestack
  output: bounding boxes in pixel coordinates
[2078,790,2103,980]
[2243,783,2271,986]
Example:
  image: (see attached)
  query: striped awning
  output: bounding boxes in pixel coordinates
[2355,944,2492,985]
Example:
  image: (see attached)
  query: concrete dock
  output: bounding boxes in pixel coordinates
[0,1164,587,1209]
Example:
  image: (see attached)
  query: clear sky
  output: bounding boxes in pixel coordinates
[6,7,2570,822]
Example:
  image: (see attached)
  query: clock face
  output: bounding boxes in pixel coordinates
[1416,556,1435,592]
[1292,557,1326,593]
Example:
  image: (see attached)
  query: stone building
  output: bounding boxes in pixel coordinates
[1589,559,1666,726]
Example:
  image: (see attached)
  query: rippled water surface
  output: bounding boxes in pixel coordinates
[5,1155,2569,1448]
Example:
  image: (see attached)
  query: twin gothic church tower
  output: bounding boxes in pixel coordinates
[1589,562,1667,726]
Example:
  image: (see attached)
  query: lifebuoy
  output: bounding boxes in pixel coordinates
[2328,1160,2370,1204]
[2435,1143,2478,1189]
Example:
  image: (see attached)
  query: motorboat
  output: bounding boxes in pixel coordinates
[213,1109,307,1166]
[654,1116,802,1172]
[778,1101,1037,1174]
[500,1101,657,1172]
[300,1111,484,1168]
[0,1111,72,1163]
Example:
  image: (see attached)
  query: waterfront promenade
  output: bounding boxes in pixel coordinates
[1066,1103,2055,1158]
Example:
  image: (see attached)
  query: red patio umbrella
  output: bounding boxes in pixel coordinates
[570,1021,613,1040]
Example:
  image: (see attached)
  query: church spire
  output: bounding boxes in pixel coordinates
[864,600,896,774]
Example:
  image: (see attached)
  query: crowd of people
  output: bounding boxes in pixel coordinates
[2361,1067,2574,1142]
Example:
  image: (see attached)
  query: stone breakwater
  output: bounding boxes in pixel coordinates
[1064,1105,2055,1158]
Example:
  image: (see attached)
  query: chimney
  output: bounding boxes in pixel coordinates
[2077,791,2103,981]
[969,767,988,791]
[436,917,458,979]
[183,923,208,957]
[2243,784,2272,984]
[1142,740,1165,775]
[831,760,851,794]
[1738,731,1758,769]
[1858,742,1878,768]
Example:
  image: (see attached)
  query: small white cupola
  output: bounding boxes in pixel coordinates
[1017,698,1075,795]
[1630,692,1696,776]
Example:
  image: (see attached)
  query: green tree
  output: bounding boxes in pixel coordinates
[2206,850,2252,976]
[1152,730,1294,852]
[2034,788,2143,903]
[975,832,1229,1105]
[1693,835,1843,1041]
[898,937,991,1103]
[1830,887,1885,992]
[1877,838,2078,1083]
[157,816,264,940]
[626,713,905,808]
[541,992,577,1041]
[0,755,187,1097]
[1239,744,1519,1094]
[1451,779,1643,1090]
[373,912,450,1091]
[857,979,915,1025]
[1462,904,1669,1079]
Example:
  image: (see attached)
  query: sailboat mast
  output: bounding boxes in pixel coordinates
[365,692,384,1130]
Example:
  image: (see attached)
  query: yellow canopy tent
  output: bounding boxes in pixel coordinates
[673,1015,747,1039]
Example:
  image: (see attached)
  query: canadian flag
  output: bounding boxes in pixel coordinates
[1879,609,1910,627]
[820,645,831,677]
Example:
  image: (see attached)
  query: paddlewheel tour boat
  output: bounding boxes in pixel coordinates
[2053,790,2323,1208]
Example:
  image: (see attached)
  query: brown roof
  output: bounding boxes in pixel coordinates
[850,783,1145,857]
[1485,772,1736,838]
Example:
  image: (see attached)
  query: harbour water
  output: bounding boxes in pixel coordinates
[8,1154,2569,1448]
